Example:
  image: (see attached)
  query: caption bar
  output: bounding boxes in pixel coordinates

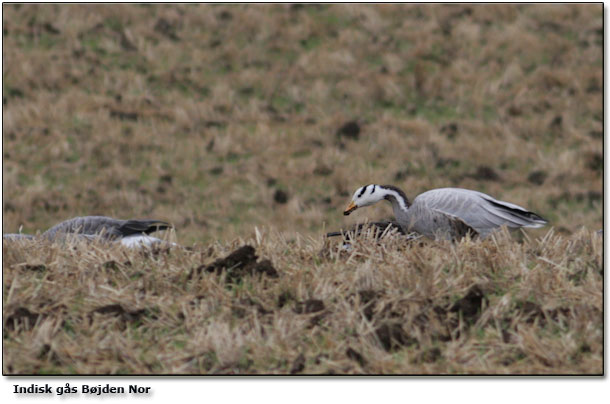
[14,384,152,396]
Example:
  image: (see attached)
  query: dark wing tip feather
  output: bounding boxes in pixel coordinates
[326,231,344,237]
[121,219,172,236]
[486,200,548,225]
[529,212,548,224]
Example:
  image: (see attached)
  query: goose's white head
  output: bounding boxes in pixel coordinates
[344,184,384,215]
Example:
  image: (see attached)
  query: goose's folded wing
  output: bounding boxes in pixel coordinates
[418,189,546,235]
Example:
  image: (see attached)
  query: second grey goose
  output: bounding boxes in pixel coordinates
[3,216,173,248]
[43,216,172,247]
[343,184,547,240]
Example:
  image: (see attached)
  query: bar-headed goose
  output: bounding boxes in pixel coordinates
[343,184,547,240]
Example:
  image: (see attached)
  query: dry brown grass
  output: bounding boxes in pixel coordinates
[2,4,603,374]
[2,228,602,374]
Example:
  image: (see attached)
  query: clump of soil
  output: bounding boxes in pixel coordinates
[231,298,273,318]
[375,322,418,352]
[274,189,289,204]
[346,347,367,367]
[449,285,487,324]
[293,299,325,314]
[336,121,361,140]
[354,289,382,320]
[290,353,306,374]
[528,170,548,185]
[294,299,327,328]
[197,245,279,283]
[89,304,159,329]
[5,307,40,332]
[469,165,500,181]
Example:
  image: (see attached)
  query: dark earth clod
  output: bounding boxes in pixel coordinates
[290,353,306,374]
[375,322,418,352]
[89,304,155,323]
[196,245,278,283]
[23,264,46,272]
[154,18,179,41]
[336,121,360,140]
[450,285,486,324]
[470,165,500,181]
[440,122,458,139]
[5,307,40,331]
[274,189,289,204]
[528,170,548,185]
[346,347,367,367]
[294,299,325,314]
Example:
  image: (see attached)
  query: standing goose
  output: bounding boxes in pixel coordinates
[4,216,174,248]
[343,184,547,240]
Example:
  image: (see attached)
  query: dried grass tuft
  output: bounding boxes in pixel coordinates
[3,228,602,374]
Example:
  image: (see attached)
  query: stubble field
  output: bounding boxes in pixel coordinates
[2,4,603,374]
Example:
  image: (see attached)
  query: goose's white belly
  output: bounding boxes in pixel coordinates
[120,235,165,248]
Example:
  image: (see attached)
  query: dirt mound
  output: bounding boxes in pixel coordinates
[194,245,279,283]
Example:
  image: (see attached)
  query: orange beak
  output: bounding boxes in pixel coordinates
[344,201,357,216]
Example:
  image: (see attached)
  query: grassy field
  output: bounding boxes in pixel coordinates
[2,4,603,374]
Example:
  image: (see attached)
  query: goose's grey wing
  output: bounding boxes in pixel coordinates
[43,216,170,240]
[415,188,547,237]
[43,216,125,240]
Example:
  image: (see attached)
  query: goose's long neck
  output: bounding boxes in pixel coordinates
[380,185,411,224]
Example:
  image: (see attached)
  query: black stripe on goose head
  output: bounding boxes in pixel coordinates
[381,185,410,207]
[357,184,370,198]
